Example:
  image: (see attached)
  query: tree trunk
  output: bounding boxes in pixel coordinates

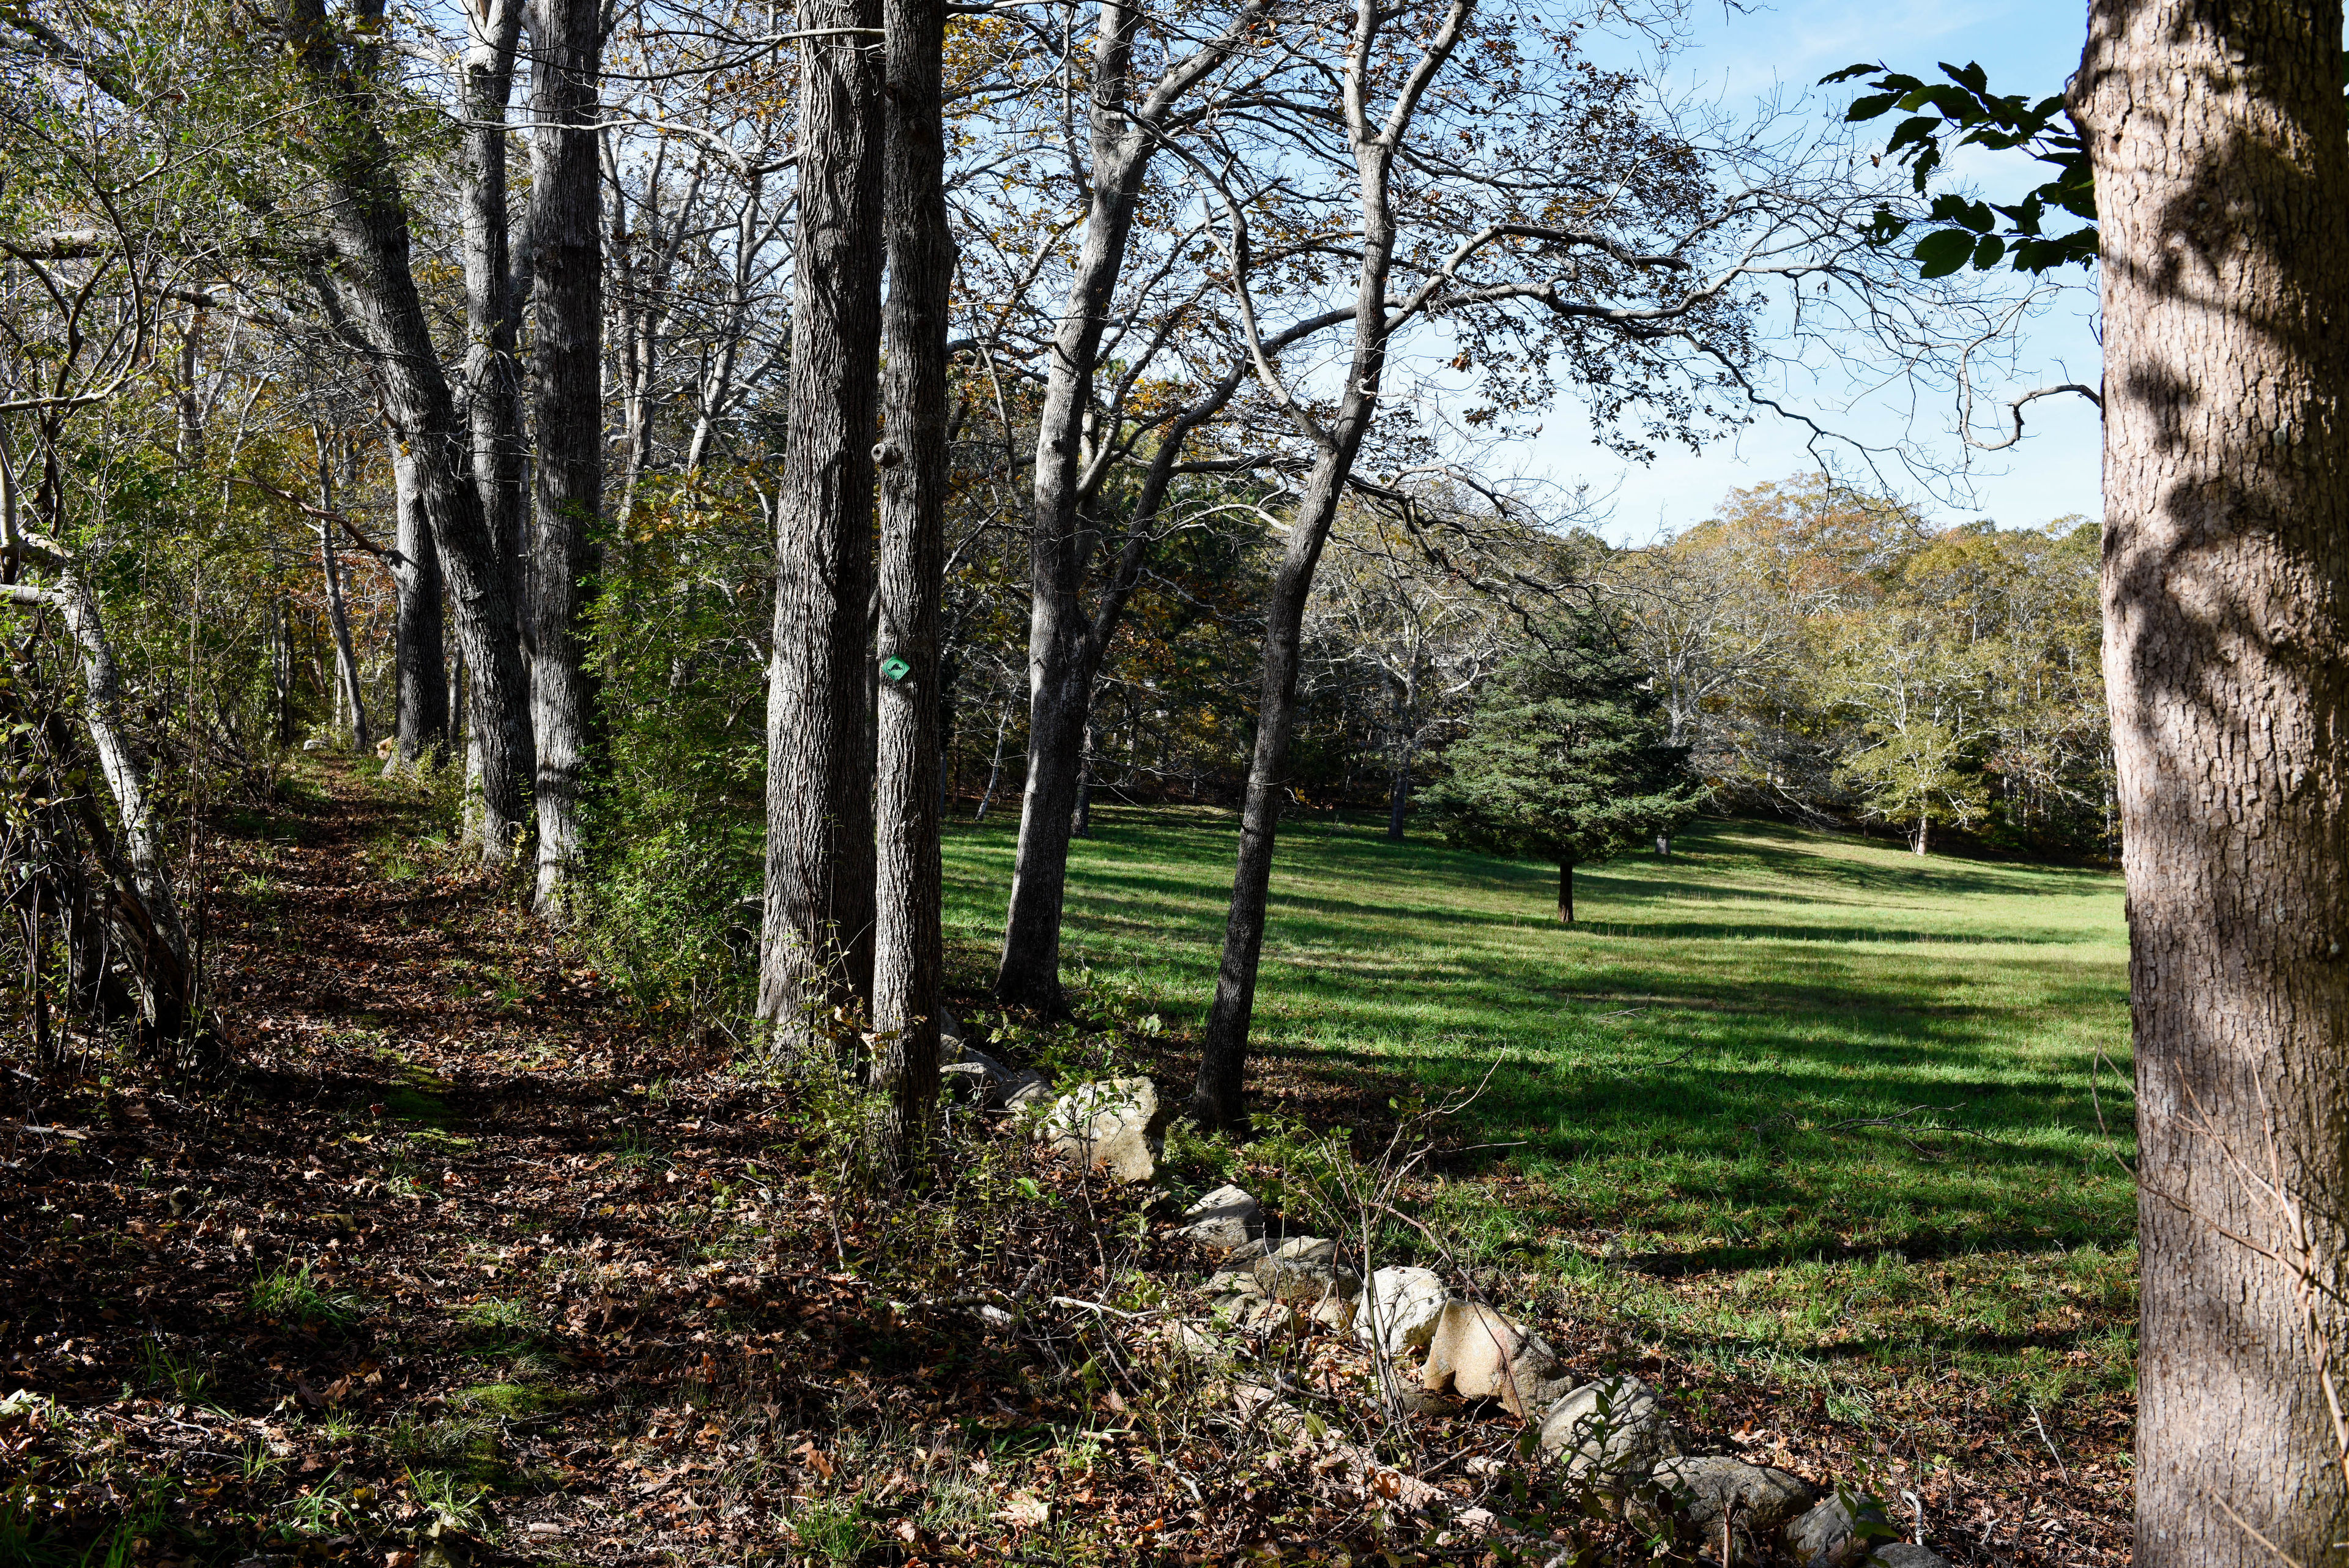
[314,451,372,754]
[39,567,199,1042]
[995,2,1151,1014]
[758,0,883,1043]
[457,0,529,833]
[2074,3,2349,1560]
[870,0,954,1165]
[525,0,606,921]
[281,0,532,863]
[1911,816,1928,856]
[1386,737,1412,842]
[993,1,1279,1013]
[383,431,448,773]
[1190,0,1464,1128]
[1191,449,1364,1127]
[1557,859,1573,924]
[271,592,296,746]
[1655,834,1670,857]
[975,702,1009,819]
[1071,719,1095,838]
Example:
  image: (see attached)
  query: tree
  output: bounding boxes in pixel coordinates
[273,0,537,864]
[1182,0,1890,1126]
[757,2,883,1042]
[1422,625,1701,923]
[2071,2,2349,1558]
[524,0,608,920]
[1819,603,1989,855]
[870,0,954,1162]
[988,0,1308,1015]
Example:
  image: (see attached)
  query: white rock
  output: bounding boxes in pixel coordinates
[1422,1301,1572,1418]
[1037,1077,1162,1183]
[1535,1375,1680,1485]
[1353,1266,1449,1356]
[1644,1455,1816,1559]
[1253,1235,1360,1304]
[1179,1184,1262,1252]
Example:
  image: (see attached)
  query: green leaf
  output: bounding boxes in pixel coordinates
[1844,92,1899,122]
[1912,228,1976,277]
[1971,234,2006,270]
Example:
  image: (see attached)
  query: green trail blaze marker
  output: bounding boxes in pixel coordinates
[878,655,912,683]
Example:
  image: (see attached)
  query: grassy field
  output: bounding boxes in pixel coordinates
[942,806,2137,1414]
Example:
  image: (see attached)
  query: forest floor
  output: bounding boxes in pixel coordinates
[0,762,2131,1565]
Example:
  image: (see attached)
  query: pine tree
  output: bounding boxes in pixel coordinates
[1425,624,1702,923]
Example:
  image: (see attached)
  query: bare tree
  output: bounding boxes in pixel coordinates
[1183,0,1911,1125]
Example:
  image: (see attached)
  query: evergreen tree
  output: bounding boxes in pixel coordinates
[1425,623,1703,923]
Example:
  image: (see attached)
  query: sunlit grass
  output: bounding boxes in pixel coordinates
[942,806,2135,1404]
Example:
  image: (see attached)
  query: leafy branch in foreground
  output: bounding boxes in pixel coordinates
[1824,59,2095,277]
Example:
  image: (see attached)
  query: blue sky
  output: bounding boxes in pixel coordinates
[1532,0,2101,541]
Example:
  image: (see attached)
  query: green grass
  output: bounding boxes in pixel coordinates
[942,806,2136,1402]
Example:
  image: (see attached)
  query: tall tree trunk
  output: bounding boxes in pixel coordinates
[1386,686,1412,843]
[758,0,883,1042]
[2076,3,2349,1561]
[271,590,295,746]
[870,0,954,1162]
[458,0,529,830]
[1189,0,1468,1128]
[319,522,369,753]
[995,1,1153,1013]
[994,0,1277,1013]
[1190,450,1360,1126]
[525,0,607,921]
[281,0,532,863]
[1557,859,1573,924]
[313,442,373,754]
[383,431,449,773]
[1911,816,1929,855]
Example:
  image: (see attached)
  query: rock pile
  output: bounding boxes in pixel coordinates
[957,1042,1951,1566]
[1176,1181,1952,1566]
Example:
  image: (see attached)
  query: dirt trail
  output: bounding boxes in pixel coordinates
[0,762,1019,1564]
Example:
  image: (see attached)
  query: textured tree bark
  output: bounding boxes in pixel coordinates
[457,0,529,830]
[2074,4,2349,1560]
[1557,860,1573,925]
[995,2,1153,1013]
[1911,816,1928,856]
[870,0,954,1162]
[383,433,449,774]
[525,0,607,921]
[759,0,883,1042]
[280,0,533,863]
